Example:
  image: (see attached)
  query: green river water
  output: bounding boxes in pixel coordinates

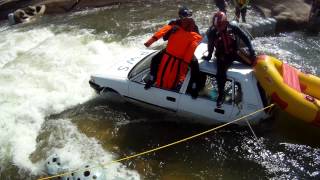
[0,1,319,179]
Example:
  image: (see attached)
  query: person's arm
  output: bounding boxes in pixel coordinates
[231,24,255,58]
[144,25,173,47]
[202,26,216,60]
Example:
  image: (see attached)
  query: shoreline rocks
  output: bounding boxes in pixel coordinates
[253,0,313,32]
[0,0,315,33]
[0,0,135,22]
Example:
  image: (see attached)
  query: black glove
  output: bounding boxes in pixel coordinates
[190,83,198,99]
[144,75,154,90]
[202,54,212,61]
[250,54,257,66]
[191,90,198,99]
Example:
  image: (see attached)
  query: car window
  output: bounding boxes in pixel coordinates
[132,68,184,93]
[128,52,156,79]
[130,51,185,93]
[187,72,239,105]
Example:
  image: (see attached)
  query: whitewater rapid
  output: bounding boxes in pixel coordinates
[0,24,150,178]
[0,3,319,179]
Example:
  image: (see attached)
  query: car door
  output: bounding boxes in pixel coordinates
[128,69,181,112]
[178,72,235,123]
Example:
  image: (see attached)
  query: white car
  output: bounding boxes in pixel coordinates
[89,43,270,125]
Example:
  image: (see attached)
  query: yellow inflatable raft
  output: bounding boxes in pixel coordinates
[254,55,320,126]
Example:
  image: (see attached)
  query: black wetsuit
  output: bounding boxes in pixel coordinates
[205,23,255,104]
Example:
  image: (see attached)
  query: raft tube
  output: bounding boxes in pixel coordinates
[254,55,320,126]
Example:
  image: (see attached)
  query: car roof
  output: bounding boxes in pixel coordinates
[199,60,254,80]
[194,42,254,81]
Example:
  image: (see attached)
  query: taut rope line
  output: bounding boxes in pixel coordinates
[38,104,275,180]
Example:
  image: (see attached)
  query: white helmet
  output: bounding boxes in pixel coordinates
[72,164,107,180]
[45,154,64,175]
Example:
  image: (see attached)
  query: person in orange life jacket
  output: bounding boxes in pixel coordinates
[202,11,256,107]
[144,17,202,91]
[144,7,201,98]
[233,0,249,23]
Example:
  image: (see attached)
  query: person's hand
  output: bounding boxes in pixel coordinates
[202,54,212,61]
[144,37,156,47]
[250,55,257,66]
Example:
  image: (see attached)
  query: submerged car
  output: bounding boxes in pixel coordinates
[89,43,270,125]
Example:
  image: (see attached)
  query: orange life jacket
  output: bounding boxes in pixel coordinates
[151,25,202,89]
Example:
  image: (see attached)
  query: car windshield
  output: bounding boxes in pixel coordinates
[128,51,157,79]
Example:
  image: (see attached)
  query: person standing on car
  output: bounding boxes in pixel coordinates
[144,7,202,98]
[144,17,202,90]
[202,11,256,107]
[233,0,249,23]
[144,6,200,90]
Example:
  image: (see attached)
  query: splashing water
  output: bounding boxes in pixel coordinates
[0,1,319,179]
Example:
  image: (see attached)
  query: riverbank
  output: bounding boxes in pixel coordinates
[0,0,314,32]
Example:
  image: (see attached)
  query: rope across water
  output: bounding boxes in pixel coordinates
[38,104,275,180]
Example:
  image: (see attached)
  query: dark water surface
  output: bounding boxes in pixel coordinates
[0,1,319,179]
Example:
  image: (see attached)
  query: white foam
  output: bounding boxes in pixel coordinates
[43,119,140,179]
[0,28,55,68]
[0,26,144,178]
[253,33,318,74]
[242,137,320,179]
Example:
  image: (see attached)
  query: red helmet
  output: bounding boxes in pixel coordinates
[213,11,228,31]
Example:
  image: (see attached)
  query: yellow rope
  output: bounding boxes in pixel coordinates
[38,104,274,180]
